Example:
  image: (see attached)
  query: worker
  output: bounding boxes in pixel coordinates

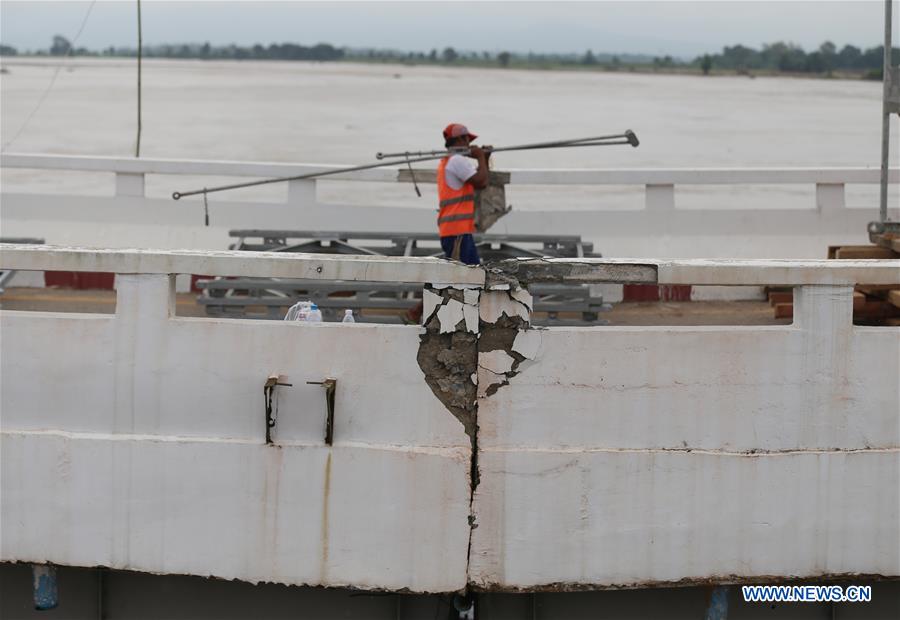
[437,123,491,265]
[404,123,490,324]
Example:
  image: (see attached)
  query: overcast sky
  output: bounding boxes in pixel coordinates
[1,1,894,58]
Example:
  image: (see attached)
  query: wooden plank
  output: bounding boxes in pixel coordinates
[774,303,793,319]
[856,284,899,296]
[889,289,900,310]
[853,291,866,310]
[768,291,793,306]
[833,245,897,259]
[869,232,899,253]
[853,300,900,321]
[764,286,791,294]
[893,238,900,253]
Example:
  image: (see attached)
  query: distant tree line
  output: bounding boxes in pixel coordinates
[1,36,897,79]
[0,37,344,61]
[694,41,900,77]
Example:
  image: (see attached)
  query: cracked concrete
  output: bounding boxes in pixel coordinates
[415,280,544,595]
[490,258,658,284]
[417,284,541,433]
[416,286,480,441]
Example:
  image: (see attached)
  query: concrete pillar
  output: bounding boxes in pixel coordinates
[115,273,176,321]
[287,179,317,207]
[645,184,675,211]
[115,172,145,197]
[815,183,845,211]
[114,274,176,434]
[792,284,855,444]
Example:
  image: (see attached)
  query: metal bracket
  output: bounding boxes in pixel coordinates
[868,220,900,244]
[307,378,337,445]
[263,374,292,444]
[202,189,210,227]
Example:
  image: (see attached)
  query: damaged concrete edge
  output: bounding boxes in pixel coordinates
[5,560,890,596]
[0,560,464,595]
[416,282,541,442]
[416,286,481,441]
[468,573,900,593]
[488,258,658,285]
[416,279,543,593]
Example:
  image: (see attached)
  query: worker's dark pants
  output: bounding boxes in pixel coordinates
[440,234,481,265]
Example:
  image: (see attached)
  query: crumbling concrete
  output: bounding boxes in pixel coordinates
[417,282,541,429]
[416,280,543,593]
[477,312,534,398]
[490,258,658,284]
[416,285,480,441]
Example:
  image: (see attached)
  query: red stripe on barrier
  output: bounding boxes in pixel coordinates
[622,284,692,302]
[44,271,115,290]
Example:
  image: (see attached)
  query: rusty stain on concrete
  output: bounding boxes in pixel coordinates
[468,573,899,593]
[489,258,658,284]
[320,452,332,582]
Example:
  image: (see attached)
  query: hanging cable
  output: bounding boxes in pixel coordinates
[405,153,421,197]
[2,0,98,152]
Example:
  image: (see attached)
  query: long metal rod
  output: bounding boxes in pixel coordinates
[173,152,463,199]
[135,0,142,158]
[502,138,632,152]
[375,131,637,159]
[172,130,638,200]
[880,0,893,223]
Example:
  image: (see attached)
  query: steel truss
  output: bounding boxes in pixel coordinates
[197,231,610,325]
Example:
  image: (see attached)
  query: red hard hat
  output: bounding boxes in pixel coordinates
[442,123,478,142]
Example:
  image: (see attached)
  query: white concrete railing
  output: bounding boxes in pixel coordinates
[2,153,898,258]
[0,246,480,593]
[1,246,898,591]
[471,257,900,590]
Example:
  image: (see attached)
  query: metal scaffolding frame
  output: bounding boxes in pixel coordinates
[196,231,610,325]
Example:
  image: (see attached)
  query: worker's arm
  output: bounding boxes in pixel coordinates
[467,146,490,190]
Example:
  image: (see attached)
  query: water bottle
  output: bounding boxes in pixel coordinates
[284,301,304,321]
[342,309,355,323]
[308,303,323,322]
[285,300,311,321]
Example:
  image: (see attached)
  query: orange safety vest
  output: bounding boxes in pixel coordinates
[436,157,476,237]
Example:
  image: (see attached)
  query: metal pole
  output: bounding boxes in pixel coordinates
[173,152,454,199]
[880,0,892,223]
[135,0,142,158]
[376,131,637,159]
[172,131,639,200]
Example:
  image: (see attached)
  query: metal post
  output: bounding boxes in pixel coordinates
[704,586,729,620]
[880,0,893,223]
[32,564,58,610]
[135,0,142,158]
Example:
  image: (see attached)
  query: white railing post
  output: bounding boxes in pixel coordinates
[792,284,855,423]
[115,172,146,198]
[645,183,675,210]
[114,273,175,433]
[815,183,845,211]
[287,179,316,207]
